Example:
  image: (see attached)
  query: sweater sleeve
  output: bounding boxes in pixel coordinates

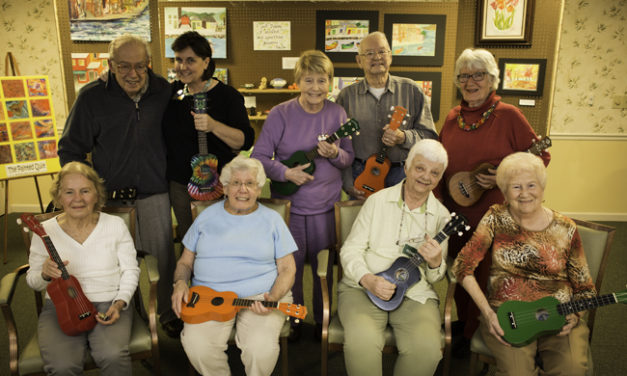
[112,218,140,307]
[509,106,551,166]
[402,85,438,148]
[567,228,597,300]
[250,108,289,181]
[26,235,52,292]
[57,88,96,166]
[226,87,255,151]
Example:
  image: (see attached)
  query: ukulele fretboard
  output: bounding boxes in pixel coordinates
[557,293,620,316]
[42,235,70,280]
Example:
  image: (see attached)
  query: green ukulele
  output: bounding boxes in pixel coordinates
[270,119,360,196]
[497,289,627,346]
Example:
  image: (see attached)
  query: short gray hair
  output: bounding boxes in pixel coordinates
[109,34,151,63]
[405,139,448,171]
[358,31,390,54]
[496,152,547,195]
[454,48,499,91]
[219,155,267,189]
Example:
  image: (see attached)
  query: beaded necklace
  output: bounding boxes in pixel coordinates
[457,101,498,131]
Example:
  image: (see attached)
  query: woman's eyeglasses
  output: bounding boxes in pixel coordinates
[456,71,488,83]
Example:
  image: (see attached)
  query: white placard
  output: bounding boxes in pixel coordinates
[244,96,257,108]
[519,99,536,106]
[253,21,291,51]
[282,57,299,70]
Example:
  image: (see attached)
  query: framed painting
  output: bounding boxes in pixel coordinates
[497,58,546,96]
[390,71,442,122]
[164,7,227,59]
[476,0,535,46]
[68,0,150,42]
[384,14,446,67]
[316,10,378,62]
[331,68,363,100]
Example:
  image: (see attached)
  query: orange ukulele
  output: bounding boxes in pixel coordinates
[18,214,98,336]
[180,286,308,324]
[353,106,409,197]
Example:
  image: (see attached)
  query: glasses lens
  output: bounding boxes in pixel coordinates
[472,72,485,81]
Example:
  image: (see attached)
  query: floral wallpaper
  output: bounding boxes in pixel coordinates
[551,0,626,135]
[0,0,67,127]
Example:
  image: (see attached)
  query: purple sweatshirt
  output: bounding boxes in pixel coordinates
[252,98,354,215]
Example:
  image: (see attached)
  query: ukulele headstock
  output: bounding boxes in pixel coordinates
[528,136,552,156]
[387,106,410,130]
[17,213,46,238]
[444,212,471,237]
[334,119,361,139]
[278,302,308,320]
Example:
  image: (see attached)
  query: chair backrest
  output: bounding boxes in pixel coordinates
[191,198,291,225]
[334,200,364,279]
[572,218,616,338]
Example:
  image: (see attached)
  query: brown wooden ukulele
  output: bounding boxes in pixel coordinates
[353,106,409,197]
[180,286,307,324]
[447,136,552,207]
[18,214,98,336]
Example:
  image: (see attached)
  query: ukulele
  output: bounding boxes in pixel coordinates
[366,213,469,311]
[497,289,627,346]
[18,214,98,336]
[270,119,360,196]
[180,285,308,324]
[187,92,224,201]
[447,136,552,207]
[354,106,409,197]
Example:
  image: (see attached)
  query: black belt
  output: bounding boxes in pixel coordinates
[355,158,405,167]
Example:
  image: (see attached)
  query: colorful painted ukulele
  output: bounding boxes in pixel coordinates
[187,92,223,201]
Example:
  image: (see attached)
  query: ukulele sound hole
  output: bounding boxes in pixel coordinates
[211,297,225,306]
[370,167,381,176]
[67,287,78,299]
[535,309,550,321]
[394,268,409,282]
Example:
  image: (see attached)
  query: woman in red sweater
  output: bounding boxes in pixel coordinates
[438,48,551,349]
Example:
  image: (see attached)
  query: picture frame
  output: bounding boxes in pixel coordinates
[383,14,446,67]
[390,71,442,122]
[476,0,535,46]
[316,10,378,63]
[497,58,546,96]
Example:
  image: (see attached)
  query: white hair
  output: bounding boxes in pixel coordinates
[405,139,448,171]
[454,48,499,91]
[219,155,267,189]
[358,31,390,54]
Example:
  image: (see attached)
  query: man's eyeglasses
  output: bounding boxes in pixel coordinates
[229,181,258,190]
[456,71,488,83]
[359,50,391,59]
[114,62,148,75]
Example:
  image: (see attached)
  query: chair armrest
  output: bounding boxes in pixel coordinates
[0,265,29,305]
[317,249,330,279]
[1,265,30,376]
[317,249,331,344]
[141,253,160,284]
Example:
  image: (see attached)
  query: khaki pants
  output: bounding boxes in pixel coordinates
[181,292,291,376]
[479,317,590,376]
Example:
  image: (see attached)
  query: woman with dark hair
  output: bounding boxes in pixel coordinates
[163,31,255,249]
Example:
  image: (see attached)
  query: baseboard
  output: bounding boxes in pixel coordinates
[561,212,627,222]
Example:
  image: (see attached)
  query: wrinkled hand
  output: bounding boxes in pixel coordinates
[558,313,580,336]
[96,300,124,325]
[191,111,217,133]
[416,234,442,269]
[171,280,190,319]
[250,293,274,316]
[483,310,510,346]
[360,274,396,301]
[381,124,405,147]
[285,163,314,186]
[317,141,338,159]
[41,258,68,280]
[475,168,497,189]
[345,186,366,200]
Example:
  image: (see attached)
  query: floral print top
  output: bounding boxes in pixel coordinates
[452,204,596,309]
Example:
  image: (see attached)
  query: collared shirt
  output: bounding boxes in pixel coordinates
[340,181,450,304]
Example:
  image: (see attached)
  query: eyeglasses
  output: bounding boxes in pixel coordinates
[456,71,488,83]
[114,62,148,75]
[359,50,391,59]
[229,181,258,190]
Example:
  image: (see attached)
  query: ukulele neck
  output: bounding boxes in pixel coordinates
[233,298,278,310]
[42,235,70,280]
[304,132,339,161]
[197,131,208,155]
[557,293,618,316]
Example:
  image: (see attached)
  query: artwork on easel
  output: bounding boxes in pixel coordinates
[164,7,227,59]
[68,0,151,42]
[0,76,61,179]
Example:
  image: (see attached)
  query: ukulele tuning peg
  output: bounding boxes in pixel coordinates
[294,319,300,324]
[16,218,22,225]
[457,231,464,236]
[285,316,290,321]
[23,227,29,233]
[389,105,395,111]
[465,225,471,231]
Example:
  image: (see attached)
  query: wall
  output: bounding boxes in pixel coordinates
[544,0,627,220]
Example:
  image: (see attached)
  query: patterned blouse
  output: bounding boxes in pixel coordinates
[452,204,596,309]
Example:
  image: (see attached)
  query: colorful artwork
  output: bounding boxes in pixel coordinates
[1,79,25,98]
[214,68,228,84]
[477,0,533,45]
[503,62,540,91]
[488,0,525,35]
[10,121,33,140]
[330,76,362,100]
[34,119,55,138]
[0,76,60,178]
[38,140,58,159]
[30,99,51,117]
[71,53,109,95]
[6,101,28,119]
[68,0,151,42]
[391,23,437,57]
[164,7,227,58]
[26,78,48,96]
[416,81,433,98]
[324,19,369,53]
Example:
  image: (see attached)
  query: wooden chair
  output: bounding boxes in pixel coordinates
[0,207,161,376]
[467,218,616,376]
[317,200,455,376]
[188,198,292,376]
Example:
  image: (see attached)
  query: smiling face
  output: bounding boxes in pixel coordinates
[459,67,494,108]
[174,46,210,87]
[404,155,444,199]
[298,71,330,113]
[58,173,98,220]
[225,169,261,215]
[505,170,545,217]
[110,42,149,98]
[356,34,392,80]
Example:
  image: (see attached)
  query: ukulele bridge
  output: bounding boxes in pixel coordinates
[457,181,470,198]
[187,292,200,308]
[507,311,518,329]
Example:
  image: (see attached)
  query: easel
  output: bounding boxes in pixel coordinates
[2,173,55,263]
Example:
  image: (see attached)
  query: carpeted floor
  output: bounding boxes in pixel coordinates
[1,213,625,375]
